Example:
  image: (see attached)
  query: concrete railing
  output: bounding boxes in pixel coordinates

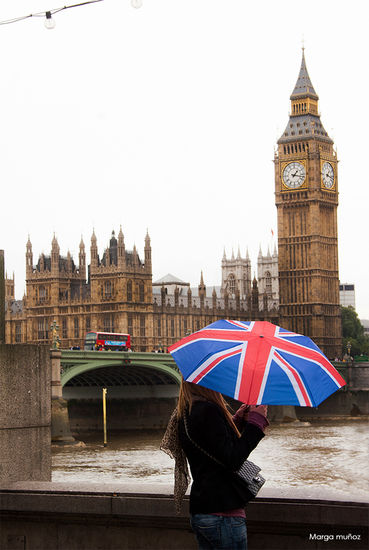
[0,482,367,550]
[334,363,369,391]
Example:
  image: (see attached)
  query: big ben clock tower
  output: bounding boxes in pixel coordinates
[275,50,341,359]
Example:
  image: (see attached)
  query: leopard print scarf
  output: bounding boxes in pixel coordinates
[160,407,191,514]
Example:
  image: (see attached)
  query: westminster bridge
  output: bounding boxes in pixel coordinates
[58,350,182,433]
[61,350,181,390]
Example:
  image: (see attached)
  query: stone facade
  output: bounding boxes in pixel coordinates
[221,248,251,299]
[6,229,154,351]
[257,245,279,311]
[5,233,278,351]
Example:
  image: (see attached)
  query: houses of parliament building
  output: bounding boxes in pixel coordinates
[4,50,342,358]
[4,229,278,352]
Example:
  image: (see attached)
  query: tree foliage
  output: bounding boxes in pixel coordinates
[341,306,369,357]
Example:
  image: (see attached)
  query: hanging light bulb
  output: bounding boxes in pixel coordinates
[44,11,56,29]
[131,0,143,8]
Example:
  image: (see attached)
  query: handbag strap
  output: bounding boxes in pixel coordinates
[183,410,225,468]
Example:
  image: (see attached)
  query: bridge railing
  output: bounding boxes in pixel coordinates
[333,362,369,391]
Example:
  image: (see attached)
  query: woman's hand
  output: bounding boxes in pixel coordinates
[249,405,268,418]
[232,404,250,429]
[234,404,250,419]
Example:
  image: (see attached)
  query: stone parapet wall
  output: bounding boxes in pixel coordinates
[0,344,51,482]
[0,483,367,550]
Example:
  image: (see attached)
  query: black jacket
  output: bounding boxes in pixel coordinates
[178,400,265,514]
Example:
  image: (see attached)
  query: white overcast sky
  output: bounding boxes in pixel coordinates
[1,0,368,319]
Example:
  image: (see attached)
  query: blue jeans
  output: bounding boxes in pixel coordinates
[190,514,247,550]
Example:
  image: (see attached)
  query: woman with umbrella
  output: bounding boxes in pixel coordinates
[162,379,268,550]
[162,319,346,549]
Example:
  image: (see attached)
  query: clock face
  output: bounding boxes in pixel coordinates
[322,162,335,189]
[282,162,306,189]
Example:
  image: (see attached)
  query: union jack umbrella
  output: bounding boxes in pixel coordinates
[169,320,346,406]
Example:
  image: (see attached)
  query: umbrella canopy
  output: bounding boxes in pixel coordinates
[169,320,346,406]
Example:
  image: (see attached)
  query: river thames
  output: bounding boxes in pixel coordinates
[52,419,369,500]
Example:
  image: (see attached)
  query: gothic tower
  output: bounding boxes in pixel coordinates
[221,247,251,299]
[275,49,341,358]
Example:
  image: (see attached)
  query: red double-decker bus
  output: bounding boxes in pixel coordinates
[84,331,131,351]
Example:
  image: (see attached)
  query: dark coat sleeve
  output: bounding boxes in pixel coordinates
[187,401,264,471]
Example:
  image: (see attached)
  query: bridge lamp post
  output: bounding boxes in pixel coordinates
[102,388,108,447]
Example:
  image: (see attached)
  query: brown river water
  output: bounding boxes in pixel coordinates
[52,419,369,500]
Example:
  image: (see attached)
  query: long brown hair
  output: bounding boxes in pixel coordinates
[177,379,240,436]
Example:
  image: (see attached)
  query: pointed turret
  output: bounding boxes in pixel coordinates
[90,229,98,268]
[118,226,124,244]
[66,250,72,272]
[144,229,151,269]
[117,226,125,268]
[105,246,110,266]
[133,244,139,266]
[108,230,118,266]
[79,236,86,279]
[51,233,60,273]
[51,233,59,251]
[26,235,33,275]
[237,246,241,260]
[290,49,318,101]
[198,271,206,307]
[278,49,332,145]
[187,286,192,310]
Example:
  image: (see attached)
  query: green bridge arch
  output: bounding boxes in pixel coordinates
[60,350,182,387]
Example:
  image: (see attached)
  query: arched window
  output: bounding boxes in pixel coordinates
[140,316,146,337]
[127,280,132,302]
[265,271,272,295]
[243,275,249,296]
[39,285,46,302]
[74,317,79,338]
[104,280,112,298]
[139,281,145,302]
[15,323,22,343]
[227,274,236,296]
[156,318,161,337]
[104,314,114,333]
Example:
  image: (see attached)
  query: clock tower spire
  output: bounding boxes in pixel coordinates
[275,50,341,358]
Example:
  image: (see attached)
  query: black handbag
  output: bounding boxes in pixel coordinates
[183,412,266,497]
